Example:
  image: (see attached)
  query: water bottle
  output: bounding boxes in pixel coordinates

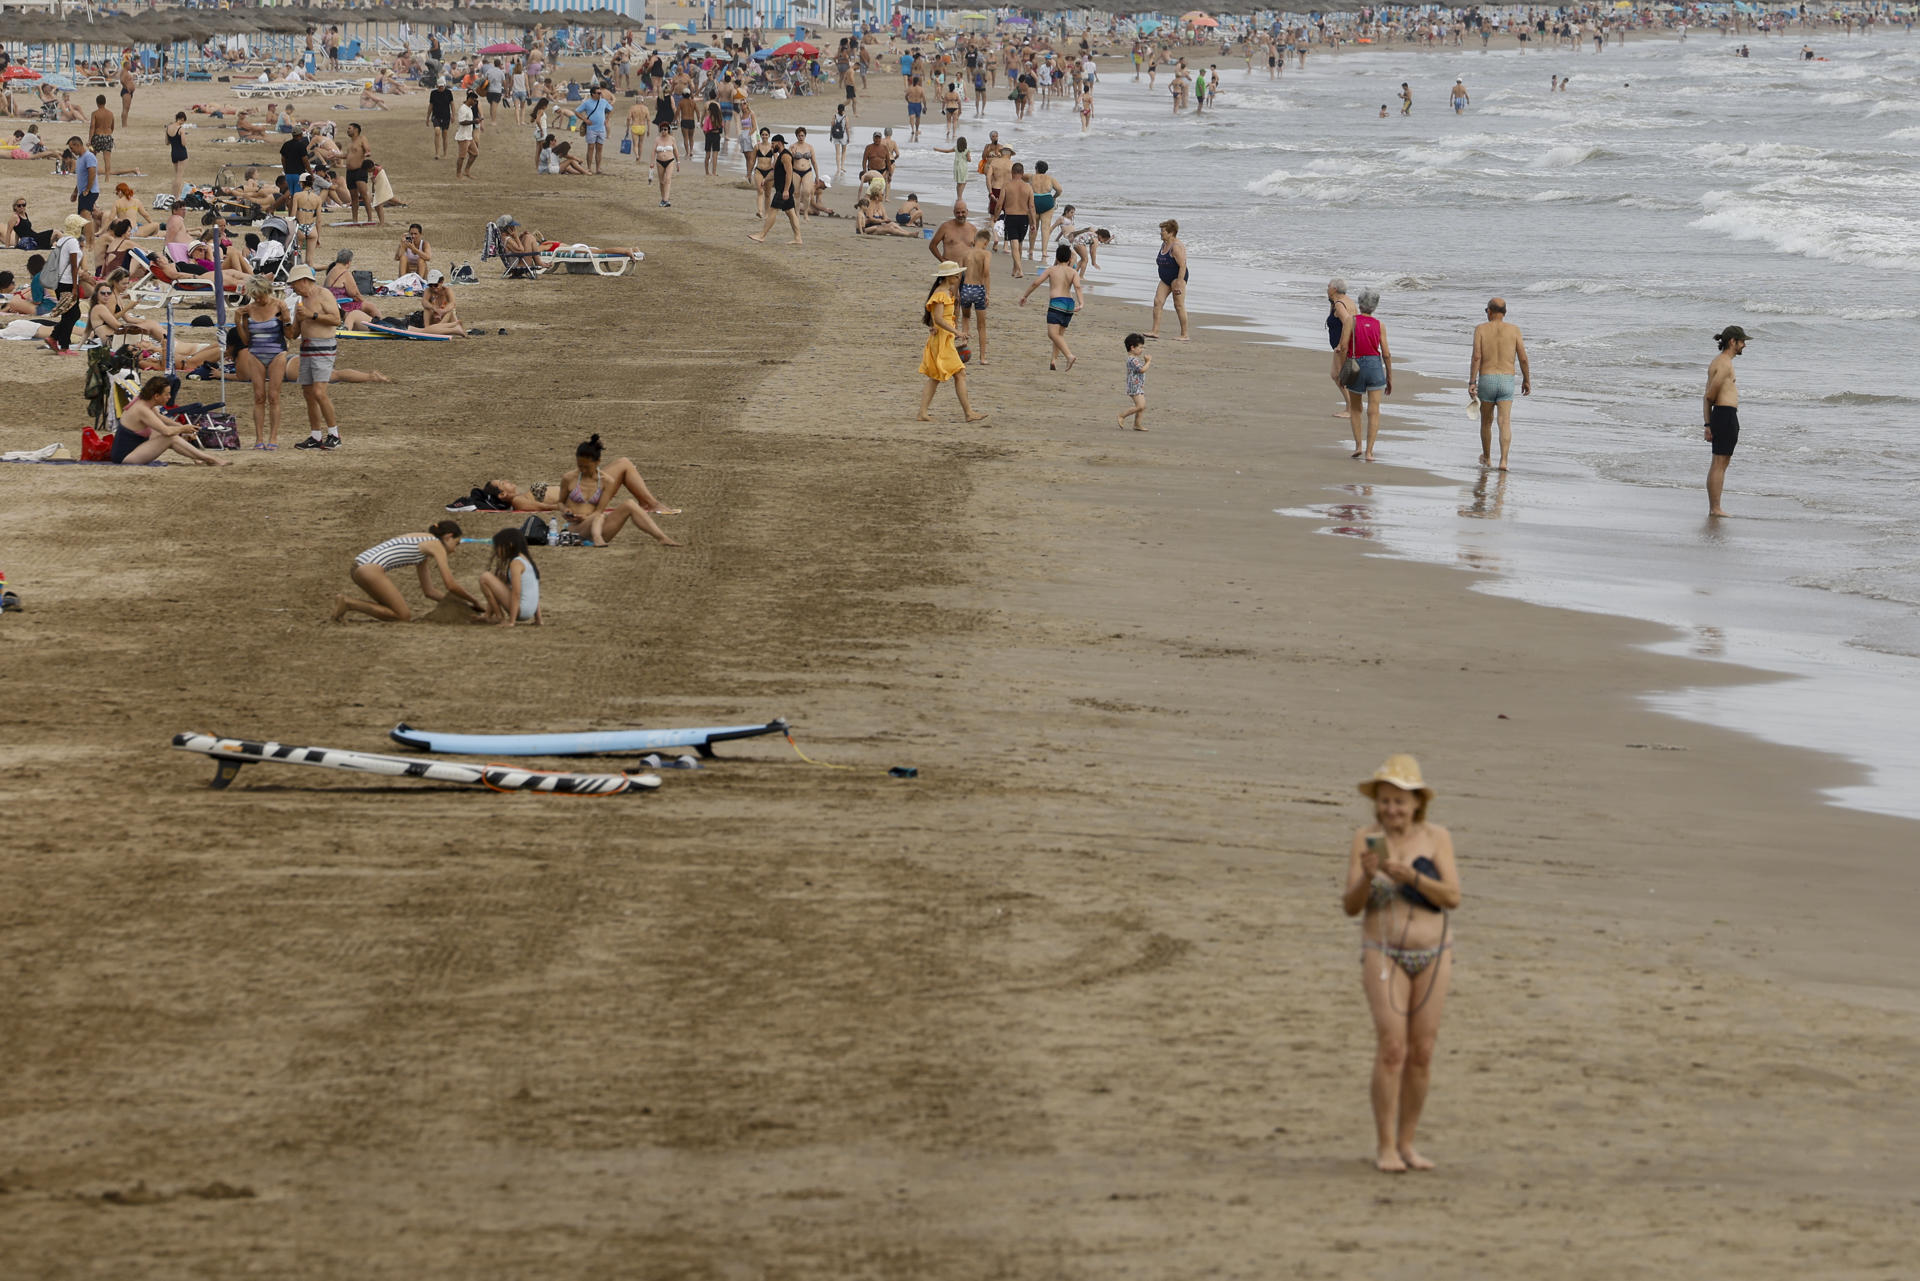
[546,517,559,545]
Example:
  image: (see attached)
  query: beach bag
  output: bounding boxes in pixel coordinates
[519,514,550,546]
[81,421,114,463]
[1339,356,1360,388]
[619,135,632,154]
[352,269,375,297]
[182,410,241,451]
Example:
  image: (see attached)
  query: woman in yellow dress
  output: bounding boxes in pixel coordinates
[917,260,989,423]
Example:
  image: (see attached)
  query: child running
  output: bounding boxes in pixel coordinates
[1118,333,1150,431]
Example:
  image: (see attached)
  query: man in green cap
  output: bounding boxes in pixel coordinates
[1703,325,1748,517]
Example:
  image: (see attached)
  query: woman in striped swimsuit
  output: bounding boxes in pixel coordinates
[1341,755,1461,1174]
[234,276,291,449]
[330,521,483,623]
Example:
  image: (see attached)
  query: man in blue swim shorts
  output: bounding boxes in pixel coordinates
[1468,296,1531,471]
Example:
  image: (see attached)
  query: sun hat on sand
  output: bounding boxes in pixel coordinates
[1358,754,1432,803]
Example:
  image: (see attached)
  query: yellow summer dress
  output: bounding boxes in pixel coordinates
[921,291,964,383]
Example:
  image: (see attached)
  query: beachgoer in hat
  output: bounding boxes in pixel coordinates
[917,260,987,423]
[1341,754,1461,1174]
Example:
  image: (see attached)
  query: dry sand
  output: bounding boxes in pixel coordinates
[1,59,1918,1281]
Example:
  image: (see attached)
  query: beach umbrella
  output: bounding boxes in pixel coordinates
[43,71,76,91]
[1184,13,1220,27]
[2,66,42,81]
[770,39,819,56]
[479,40,526,54]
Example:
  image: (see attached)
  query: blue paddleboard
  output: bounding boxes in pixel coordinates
[389,718,788,758]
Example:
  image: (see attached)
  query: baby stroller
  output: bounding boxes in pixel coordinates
[250,215,295,280]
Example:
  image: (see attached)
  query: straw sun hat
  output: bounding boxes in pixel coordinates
[1357,754,1433,804]
[933,260,964,278]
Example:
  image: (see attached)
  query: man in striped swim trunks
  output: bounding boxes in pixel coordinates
[287,265,343,451]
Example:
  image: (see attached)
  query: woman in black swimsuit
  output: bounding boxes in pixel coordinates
[748,136,801,247]
[788,126,818,220]
[165,111,189,200]
[1147,218,1189,342]
[1327,277,1356,413]
[748,127,774,217]
[701,101,722,179]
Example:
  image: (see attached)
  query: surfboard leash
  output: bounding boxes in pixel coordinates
[783,729,860,771]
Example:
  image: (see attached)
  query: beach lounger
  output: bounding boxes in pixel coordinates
[548,245,639,277]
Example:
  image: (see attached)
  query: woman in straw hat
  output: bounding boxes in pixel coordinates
[917,260,988,423]
[1341,754,1460,1173]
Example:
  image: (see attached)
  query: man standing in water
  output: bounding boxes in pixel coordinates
[1703,325,1747,517]
[1467,297,1531,471]
[1449,79,1469,113]
[1400,82,1412,115]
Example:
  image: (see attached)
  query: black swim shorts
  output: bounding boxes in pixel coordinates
[1709,404,1740,456]
[1001,213,1030,241]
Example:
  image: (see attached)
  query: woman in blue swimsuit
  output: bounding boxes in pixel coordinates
[1147,218,1188,341]
[1341,755,1461,1174]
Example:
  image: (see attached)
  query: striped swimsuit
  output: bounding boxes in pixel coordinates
[354,535,430,571]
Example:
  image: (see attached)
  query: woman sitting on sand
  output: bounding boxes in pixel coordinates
[110,375,233,467]
[558,434,683,547]
[478,451,678,518]
[1340,755,1460,1174]
[332,521,483,623]
[857,194,917,236]
[475,527,543,627]
[416,271,466,337]
[324,250,380,328]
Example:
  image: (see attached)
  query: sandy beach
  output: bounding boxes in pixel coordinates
[2,43,1918,1278]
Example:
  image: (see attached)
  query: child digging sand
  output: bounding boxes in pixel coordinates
[1118,332,1150,430]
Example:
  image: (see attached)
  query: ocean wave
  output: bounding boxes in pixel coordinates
[1884,126,1920,141]
[1692,192,1920,271]
[1740,299,1920,322]
[1388,275,1443,291]
[1866,99,1920,117]
[1530,144,1612,169]
[1523,278,1623,296]
[1527,188,1582,202]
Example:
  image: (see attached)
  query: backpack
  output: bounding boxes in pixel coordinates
[38,239,68,293]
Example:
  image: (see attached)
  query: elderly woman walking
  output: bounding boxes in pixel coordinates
[1338,287,1393,460]
[1340,755,1461,1173]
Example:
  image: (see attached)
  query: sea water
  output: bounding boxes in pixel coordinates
[878,32,1920,819]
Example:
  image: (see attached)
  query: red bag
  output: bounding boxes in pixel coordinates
[82,421,114,463]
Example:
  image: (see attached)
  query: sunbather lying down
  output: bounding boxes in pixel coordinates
[504,225,643,271]
[220,327,393,383]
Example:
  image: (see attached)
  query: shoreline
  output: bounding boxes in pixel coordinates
[2,52,1919,1277]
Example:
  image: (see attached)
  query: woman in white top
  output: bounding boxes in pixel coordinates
[652,122,680,207]
[331,520,482,623]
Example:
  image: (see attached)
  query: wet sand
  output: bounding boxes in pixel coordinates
[0,63,1917,1280]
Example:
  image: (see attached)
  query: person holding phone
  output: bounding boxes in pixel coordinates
[1340,755,1461,1173]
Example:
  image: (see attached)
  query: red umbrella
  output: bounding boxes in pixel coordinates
[3,67,43,82]
[771,40,818,58]
[478,41,526,55]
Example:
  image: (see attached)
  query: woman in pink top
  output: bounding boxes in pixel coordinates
[1338,287,1393,461]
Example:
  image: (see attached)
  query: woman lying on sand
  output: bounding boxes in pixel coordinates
[1340,755,1461,1174]
[332,521,482,623]
[111,375,233,467]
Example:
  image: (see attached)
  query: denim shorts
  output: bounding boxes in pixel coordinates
[1347,354,1386,394]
